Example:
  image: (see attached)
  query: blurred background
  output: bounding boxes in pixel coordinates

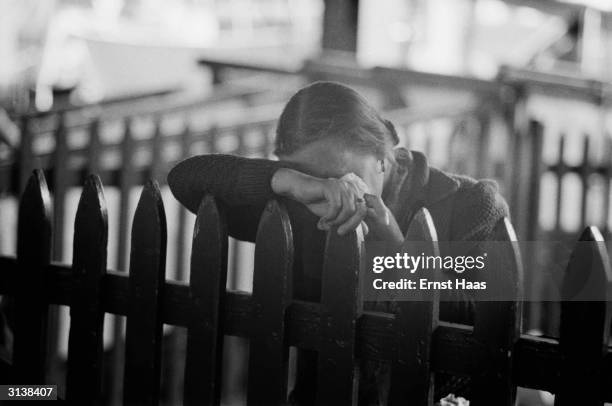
[1,0,612,405]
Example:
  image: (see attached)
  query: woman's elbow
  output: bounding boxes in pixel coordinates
[167,161,199,213]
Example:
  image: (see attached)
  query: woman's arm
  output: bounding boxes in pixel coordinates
[168,154,375,238]
[167,154,286,213]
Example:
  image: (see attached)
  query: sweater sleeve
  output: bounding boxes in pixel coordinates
[167,154,287,213]
[168,154,293,242]
[452,179,509,242]
[441,178,510,324]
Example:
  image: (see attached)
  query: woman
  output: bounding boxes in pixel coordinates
[168,81,508,404]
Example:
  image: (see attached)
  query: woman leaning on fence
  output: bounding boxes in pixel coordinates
[168,81,508,404]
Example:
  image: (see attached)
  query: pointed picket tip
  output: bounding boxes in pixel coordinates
[129,179,167,277]
[563,225,612,302]
[492,217,518,242]
[192,194,226,245]
[404,207,438,242]
[577,225,605,242]
[19,169,52,224]
[133,179,166,232]
[75,174,108,238]
[73,174,108,273]
[253,198,294,282]
[18,170,52,258]
[253,198,294,288]
[255,199,293,249]
[401,207,439,259]
[189,193,228,286]
[488,217,524,290]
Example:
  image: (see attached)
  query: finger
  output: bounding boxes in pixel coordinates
[320,188,342,226]
[330,185,357,226]
[360,220,369,236]
[364,193,387,215]
[364,193,383,210]
[364,194,391,227]
[337,201,367,235]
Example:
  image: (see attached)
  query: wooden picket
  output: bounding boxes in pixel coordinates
[66,174,108,403]
[183,195,228,406]
[247,200,294,405]
[315,226,362,405]
[556,226,612,405]
[123,180,167,405]
[12,169,53,384]
[1,170,612,405]
[388,208,439,405]
[471,218,523,405]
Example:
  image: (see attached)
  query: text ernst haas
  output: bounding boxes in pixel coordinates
[422,278,486,290]
[372,278,487,290]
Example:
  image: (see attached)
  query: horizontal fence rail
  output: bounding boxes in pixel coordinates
[0,170,611,405]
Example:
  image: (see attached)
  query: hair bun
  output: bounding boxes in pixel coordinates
[383,119,400,145]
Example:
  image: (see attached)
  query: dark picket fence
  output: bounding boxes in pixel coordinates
[0,169,611,405]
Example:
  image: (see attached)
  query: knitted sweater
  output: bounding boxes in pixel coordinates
[167,148,508,244]
[167,148,509,404]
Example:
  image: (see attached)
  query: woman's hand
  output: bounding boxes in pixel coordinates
[271,168,405,246]
[363,194,404,246]
[271,168,369,234]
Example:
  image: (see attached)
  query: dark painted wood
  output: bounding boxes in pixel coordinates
[66,174,108,403]
[47,113,68,385]
[123,180,167,406]
[601,136,612,236]
[322,0,359,52]
[525,120,544,241]
[111,116,135,404]
[166,121,192,406]
[183,195,228,406]
[85,119,101,175]
[389,207,439,405]
[150,116,164,182]
[1,256,612,399]
[247,200,294,405]
[475,111,491,177]
[579,135,591,226]
[17,117,34,194]
[513,334,561,391]
[174,122,192,282]
[4,214,612,403]
[117,117,135,272]
[315,228,362,405]
[555,226,612,406]
[472,218,523,405]
[554,134,566,235]
[12,170,53,383]
[52,112,68,261]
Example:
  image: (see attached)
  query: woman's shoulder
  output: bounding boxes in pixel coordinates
[447,173,510,241]
[426,169,509,241]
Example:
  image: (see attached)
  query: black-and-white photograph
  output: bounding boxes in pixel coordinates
[0,0,611,405]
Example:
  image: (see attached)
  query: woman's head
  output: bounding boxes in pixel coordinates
[274,81,399,193]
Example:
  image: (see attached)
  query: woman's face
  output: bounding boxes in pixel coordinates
[278,138,387,196]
